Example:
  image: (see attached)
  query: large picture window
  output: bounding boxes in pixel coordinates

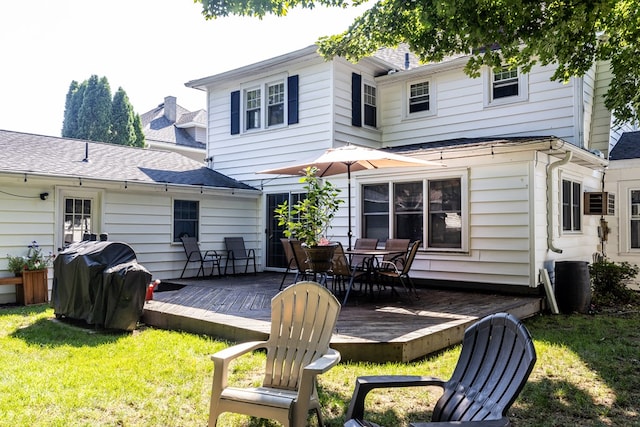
[562,179,582,232]
[362,177,464,250]
[174,200,199,242]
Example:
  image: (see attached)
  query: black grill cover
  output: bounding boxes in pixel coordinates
[52,241,151,331]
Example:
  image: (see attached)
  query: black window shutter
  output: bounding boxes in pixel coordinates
[287,75,299,125]
[230,90,240,135]
[352,73,362,127]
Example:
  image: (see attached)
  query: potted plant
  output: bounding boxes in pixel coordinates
[6,241,54,275]
[275,166,344,271]
[6,241,54,305]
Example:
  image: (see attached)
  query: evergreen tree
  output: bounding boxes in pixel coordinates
[61,80,83,138]
[61,75,144,146]
[77,75,112,142]
[110,87,136,146]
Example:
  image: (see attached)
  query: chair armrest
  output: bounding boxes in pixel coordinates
[248,248,256,257]
[210,340,267,391]
[302,348,341,376]
[410,417,510,427]
[345,375,446,421]
[376,261,400,274]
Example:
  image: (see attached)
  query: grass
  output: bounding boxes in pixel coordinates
[0,303,638,426]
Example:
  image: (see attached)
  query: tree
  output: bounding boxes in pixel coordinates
[195,0,640,125]
[110,87,145,147]
[62,76,144,146]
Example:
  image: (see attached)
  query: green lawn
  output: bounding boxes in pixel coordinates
[0,304,638,426]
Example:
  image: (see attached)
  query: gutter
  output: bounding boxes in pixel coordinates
[546,152,573,253]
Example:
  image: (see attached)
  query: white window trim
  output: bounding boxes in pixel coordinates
[559,172,583,235]
[240,74,288,133]
[618,181,640,253]
[483,66,529,107]
[404,78,437,120]
[56,186,103,250]
[171,197,201,244]
[362,80,378,129]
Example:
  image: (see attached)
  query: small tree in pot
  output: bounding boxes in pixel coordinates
[275,166,343,271]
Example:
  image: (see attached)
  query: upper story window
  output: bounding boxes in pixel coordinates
[631,190,640,248]
[409,81,430,113]
[363,84,377,127]
[230,75,299,135]
[562,179,582,232]
[483,66,528,107]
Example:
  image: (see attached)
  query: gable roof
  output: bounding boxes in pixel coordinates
[140,97,206,150]
[609,131,640,160]
[0,129,256,191]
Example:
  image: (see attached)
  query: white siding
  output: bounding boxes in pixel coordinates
[0,176,260,303]
[378,62,578,146]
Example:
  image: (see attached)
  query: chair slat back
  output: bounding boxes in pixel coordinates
[281,238,297,270]
[224,237,248,257]
[331,242,351,276]
[432,312,537,422]
[400,240,421,275]
[181,236,203,261]
[351,238,378,268]
[290,240,309,273]
[263,281,341,391]
[382,239,410,262]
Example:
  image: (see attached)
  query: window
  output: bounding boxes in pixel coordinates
[409,81,430,113]
[493,67,519,99]
[631,190,640,248]
[363,184,390,241]
[230,75,298,135]
[174,200,199,242]
[363,84,377,127]
[63,197,93,246]
[483,65,528,107]
[562,179,582,232]
[245,88,261,130]
[362,177,464,250]
[267,82,285,126]
[428,179,462,248]
[394,182,423,241]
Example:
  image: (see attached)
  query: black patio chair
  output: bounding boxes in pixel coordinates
[180,236,222,278]
[279,238,299,290]
[376,240,421,298]
[343,312,537,427]
[224,237,256,275]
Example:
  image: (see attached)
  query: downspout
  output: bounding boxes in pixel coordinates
[547,151,573,253]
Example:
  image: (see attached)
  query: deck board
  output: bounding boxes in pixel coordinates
[142,273,542,362]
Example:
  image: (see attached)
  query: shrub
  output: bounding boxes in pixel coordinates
[589,260,639,306]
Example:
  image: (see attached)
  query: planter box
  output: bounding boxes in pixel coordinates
[17,269,49,305]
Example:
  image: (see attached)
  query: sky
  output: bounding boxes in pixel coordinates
[0,0,371,137]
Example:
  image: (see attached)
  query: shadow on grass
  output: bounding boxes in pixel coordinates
[4,305,130,348]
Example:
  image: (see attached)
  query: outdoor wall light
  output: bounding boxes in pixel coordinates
[39,192,49,201]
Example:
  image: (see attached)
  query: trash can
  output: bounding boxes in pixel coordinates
[52,240,151,331]
[554,261,591,314]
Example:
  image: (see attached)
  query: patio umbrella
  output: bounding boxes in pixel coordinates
[259,144,443,250]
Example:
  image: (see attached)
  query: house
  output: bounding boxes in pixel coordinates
[186,44,620,294]
[602,130,640,289]
[140,96,208,162]
[0,130,260,304]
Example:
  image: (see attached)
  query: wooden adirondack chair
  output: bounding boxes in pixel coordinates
[208,281,341,427]
[344,312,537,427]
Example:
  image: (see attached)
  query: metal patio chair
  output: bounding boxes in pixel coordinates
[224,237,256,275]
[376,240,421,298]
[180,236,221,278]
[279,238,299,290]
[208,281,341,427]
[344,312,537,427]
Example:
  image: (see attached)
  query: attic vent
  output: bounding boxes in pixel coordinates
[584,192,615,215]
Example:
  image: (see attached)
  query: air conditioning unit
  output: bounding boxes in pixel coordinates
[584,192,615,215]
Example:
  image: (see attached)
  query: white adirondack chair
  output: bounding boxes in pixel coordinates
[208,281,342,427]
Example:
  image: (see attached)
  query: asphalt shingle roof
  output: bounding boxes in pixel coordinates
[609,131,640,160]
[140,102,206,150]
[0,129,256,191]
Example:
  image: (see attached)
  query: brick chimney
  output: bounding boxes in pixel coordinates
[164,96,177,123]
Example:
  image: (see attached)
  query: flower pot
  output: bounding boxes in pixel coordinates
[16,269,48,305]
[303,244,337,273]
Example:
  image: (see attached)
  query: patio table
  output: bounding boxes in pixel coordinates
[343,249,405,300]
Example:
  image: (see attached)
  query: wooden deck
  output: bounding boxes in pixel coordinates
[142,272,543,362]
